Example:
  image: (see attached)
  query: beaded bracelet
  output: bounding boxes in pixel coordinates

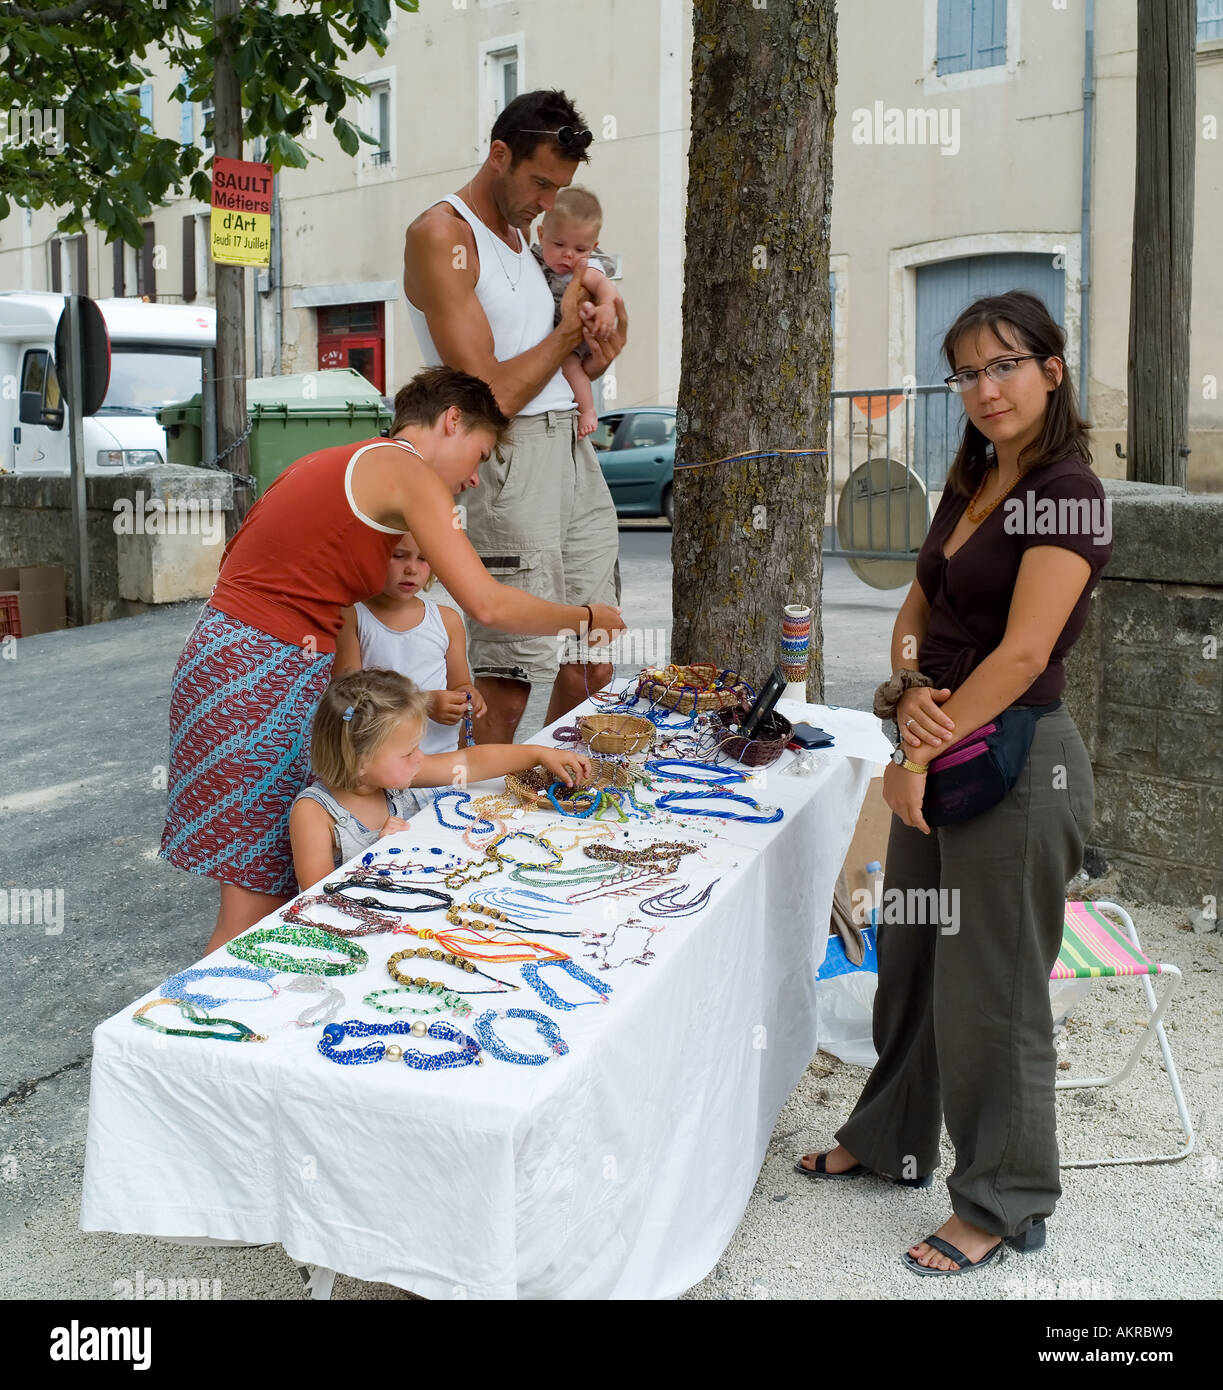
[364,985,474,1019]
[160,965,279,1010]
[226,925,368,976]
[520,958,612,1010]
[318,1017,482,1068]
[473,1008,570,1065]
[133,997,267,1043]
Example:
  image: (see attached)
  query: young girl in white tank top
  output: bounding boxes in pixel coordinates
[334,533,487,752]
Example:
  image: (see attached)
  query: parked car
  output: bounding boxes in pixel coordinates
[591,406,675,522]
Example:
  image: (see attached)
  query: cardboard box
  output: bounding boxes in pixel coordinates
[0,566,67,636]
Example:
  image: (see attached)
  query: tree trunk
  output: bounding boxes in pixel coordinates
[671,0,835,701]
[214,0,251,533]
[1127,0,1195,488]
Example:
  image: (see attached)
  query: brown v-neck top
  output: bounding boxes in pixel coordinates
[915,453,1112,705]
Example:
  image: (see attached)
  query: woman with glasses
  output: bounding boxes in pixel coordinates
[796,291,1112,1276]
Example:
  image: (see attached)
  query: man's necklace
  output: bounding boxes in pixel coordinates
[461,180,524,293]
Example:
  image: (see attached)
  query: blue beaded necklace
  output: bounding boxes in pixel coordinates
[644,758,748,785]
[160,965,279,1010]
[520,957,613,1010]
[474,1008,570,1065]
[318,1018,482,1069]
[433,789,495,834]
[653,790,784,824]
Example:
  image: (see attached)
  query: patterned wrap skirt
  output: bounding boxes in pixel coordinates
[160,604,334,895]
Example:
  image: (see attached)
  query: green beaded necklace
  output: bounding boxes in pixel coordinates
[226,925,368,977]
[364,985,473,1018]
[133,997,266,1042]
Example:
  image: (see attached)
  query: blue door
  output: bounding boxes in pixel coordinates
[915,253,1065,486]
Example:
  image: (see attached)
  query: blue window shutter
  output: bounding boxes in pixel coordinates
[139,83,153,130]
[1200,0,1223,43]
[180,71,193,145]
[937,0,972,76]
[972,0,1008,69]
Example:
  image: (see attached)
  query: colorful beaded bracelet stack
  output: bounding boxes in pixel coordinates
[133,997,267,1043]
[226,925,368,976]
[318,1018,482,1068]
[473,1008,570,1065]
[363,985,474,1019]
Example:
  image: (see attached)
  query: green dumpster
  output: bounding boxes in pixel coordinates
[159,368,392,494]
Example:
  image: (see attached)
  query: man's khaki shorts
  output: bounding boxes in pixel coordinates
[461,407,621,688]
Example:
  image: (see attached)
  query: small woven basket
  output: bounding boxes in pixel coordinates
[575,713,656,756]
[635,663,754,716]
[709,706,794,768]
[505,760,636,813]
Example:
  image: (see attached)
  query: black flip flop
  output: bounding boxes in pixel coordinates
[903,1220,1046,1276]
[794,1152,933,1188]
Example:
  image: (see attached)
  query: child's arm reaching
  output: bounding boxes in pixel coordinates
[580,265,619,340]
[428,604,488,727]
[414,743,591,790]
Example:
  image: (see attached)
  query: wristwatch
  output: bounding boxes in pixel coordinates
[891,745,928,775]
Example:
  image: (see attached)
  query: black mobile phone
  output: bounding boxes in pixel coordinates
[790,722,834,749]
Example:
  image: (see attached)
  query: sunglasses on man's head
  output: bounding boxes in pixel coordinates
[517,125,594,152]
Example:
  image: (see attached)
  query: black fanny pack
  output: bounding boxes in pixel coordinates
[922,700,1061,827]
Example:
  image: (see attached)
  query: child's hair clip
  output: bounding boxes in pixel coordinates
[342,705,355,722]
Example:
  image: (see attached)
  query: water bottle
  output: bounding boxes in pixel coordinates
[865,860,883,931]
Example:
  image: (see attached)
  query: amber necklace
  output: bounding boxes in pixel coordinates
[965,457,1030,524]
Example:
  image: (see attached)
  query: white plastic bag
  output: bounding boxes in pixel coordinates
[814,970,879,1067]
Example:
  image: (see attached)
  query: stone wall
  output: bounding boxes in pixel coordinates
[1063,480,1223,904]
[0,466,233,627]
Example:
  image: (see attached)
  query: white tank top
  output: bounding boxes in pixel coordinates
[406,194,574,416]
[354,599,460,755]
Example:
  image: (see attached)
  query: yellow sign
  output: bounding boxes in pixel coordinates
[210,157,273,267]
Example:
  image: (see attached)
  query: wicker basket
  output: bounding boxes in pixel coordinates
[575,713,656,756]
[505,760,636,813]
[709,706,794,767]
[635,663,754,716]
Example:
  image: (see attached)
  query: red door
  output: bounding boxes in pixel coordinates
[317,304,385,393]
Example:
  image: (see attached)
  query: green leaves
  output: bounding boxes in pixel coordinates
[0,0,418,246]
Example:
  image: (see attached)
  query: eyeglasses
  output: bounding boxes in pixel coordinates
[945,355,1050,393]
[516,125,594,153]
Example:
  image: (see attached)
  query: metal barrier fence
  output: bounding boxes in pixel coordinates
[825,384,956,562]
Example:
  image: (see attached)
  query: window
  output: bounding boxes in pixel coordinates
[136,221,156,299]
[139,83,154,131]
[590,414,623,451]
[366,79,392,166]
[478,34,524,147]
[180,70,194,146]
[1200,0,1223,43]
[937,0,1006,76]
[200,93,215,155]
[492,47,518,112]
[111,239,138,297]
[624,414,675,449]
[49,235,87,294]
[196,211,214,300]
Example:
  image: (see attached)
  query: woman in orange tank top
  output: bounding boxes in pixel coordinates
[160,366,625,949]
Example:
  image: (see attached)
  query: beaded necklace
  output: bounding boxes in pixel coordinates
[433,788,496,834]
[363,985,474,1019]
[652,790,784,824]
[582,916,663,971]
[644,759,748,785]
[535,823,616,853]
[358,845,465,876]
[583,840,700,875]
[318,1018,482,1068]
[470,886,576,920]
[443,901,582,939]
[322,878,453,913]
[133,997,267,1042]
[226,926,368,976]
[473,1008,569,1065]
[386,944,517,991]
[160,965,279,1010]
[520,958,613,1010]
[284,976,346,1029]
[638,880,720,917]
[564,870,672,906]
[387,922,568,965]
[281,893,401,938]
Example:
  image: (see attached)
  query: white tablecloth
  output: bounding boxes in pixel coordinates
[81,702,889,1299]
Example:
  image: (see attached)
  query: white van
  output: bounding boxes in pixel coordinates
[0,293,215,475]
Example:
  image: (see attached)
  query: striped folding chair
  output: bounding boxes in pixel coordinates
[1053,900,1195,1167]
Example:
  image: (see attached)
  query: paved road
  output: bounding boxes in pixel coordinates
[0,524,905,1299]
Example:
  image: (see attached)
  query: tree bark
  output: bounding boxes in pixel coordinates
[671,0,835,700]
[214,0,251,532]
[1127,0,1195,487]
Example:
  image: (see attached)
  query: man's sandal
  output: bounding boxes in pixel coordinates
[902,1220,1046,1276]
[794,1152,932,1188]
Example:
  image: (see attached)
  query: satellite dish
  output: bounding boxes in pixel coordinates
[836,456,929,590]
